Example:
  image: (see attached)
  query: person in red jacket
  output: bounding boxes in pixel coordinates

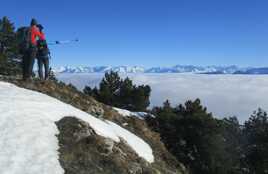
[24,18,43,80]
[36,24,50,80]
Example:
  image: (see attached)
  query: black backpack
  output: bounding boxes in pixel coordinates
[37,39,49,57]
[16,27,31,54]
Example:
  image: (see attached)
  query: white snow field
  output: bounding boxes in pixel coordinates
[0,82,154,174]
[57,73,268,123]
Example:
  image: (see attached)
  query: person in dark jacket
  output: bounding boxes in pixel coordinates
[36,24,50,80]
[23,18,43,80]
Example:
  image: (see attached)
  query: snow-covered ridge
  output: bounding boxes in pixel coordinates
[0,82,154,174]
[53,65,254,74]
[53,65,145,74]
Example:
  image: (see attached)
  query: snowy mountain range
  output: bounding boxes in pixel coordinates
[53,65,267,74]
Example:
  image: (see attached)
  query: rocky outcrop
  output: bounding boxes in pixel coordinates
[103,107,187,174]
[56,117,181,174]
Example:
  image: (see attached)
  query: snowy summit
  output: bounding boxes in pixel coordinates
[0,82,154,174]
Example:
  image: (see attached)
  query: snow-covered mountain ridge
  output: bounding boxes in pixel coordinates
[53,65,260,74]
[53,65,268,74]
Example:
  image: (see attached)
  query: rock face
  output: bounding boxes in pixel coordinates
[56,117,176,174]
[0,76,187,174]
[103,107,187,174]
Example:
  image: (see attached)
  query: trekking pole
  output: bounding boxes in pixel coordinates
[48,38,79,45]
[48,52,53,80]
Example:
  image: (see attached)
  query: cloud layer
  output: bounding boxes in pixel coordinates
[57,73,268,123]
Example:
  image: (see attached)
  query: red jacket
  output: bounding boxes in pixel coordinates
[30,25,44,45]
[39,32,46,41]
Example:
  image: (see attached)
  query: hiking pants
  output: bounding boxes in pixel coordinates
[22,46,37,80]
[37,56,49,80]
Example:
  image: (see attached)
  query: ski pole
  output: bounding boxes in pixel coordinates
[48,39,79,45]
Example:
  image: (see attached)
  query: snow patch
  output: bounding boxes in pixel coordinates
[106,121,154,163]
[0,82,154,174]
[114,107,155,120]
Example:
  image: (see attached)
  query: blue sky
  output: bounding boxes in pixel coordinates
[1,0,268,67]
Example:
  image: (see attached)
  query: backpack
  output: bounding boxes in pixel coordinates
[37,39,49,57]
[16,27,31,54]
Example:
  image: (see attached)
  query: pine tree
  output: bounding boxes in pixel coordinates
[219,117,243,173]
[0,16,21,75]
[0,17,15,55]
[118,77,134,109]
[98,71,121,105]
[152,99,229,174]
[85,71,151,111]
[131,85,151,111]
[243,108,268,173]
[83,86,93,96]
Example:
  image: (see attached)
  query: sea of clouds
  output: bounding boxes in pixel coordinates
[57,73,268,123]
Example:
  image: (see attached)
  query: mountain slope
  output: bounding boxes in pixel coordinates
[0,77,186,174]
[0,81,154,173]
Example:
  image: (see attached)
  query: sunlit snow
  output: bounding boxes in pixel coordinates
[113,107,155,120]
[0,82,154,174]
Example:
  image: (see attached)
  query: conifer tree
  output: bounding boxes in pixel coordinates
[218,117,243,173]
[0,16,21,75]
[83,71,151,111]
[0,16,15,55]
[152,99,229,174]
[118,77,134,109]
[131,85,151,111]
[83,86,93,96]
[243,108,268,173]
[98,71,121,105]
